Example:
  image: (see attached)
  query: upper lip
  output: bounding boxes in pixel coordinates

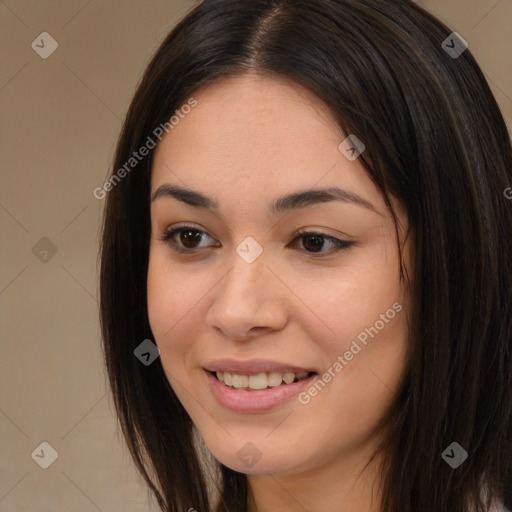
[203,358,317,375]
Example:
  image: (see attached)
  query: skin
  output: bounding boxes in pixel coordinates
[147,72,412,512]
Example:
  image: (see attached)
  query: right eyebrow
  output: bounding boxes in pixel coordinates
[151,185,217,209]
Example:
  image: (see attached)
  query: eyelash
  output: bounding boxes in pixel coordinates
[158,223,354,257]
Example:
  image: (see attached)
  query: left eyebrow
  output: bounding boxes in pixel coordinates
[270,186,382,216]
[150,184,382,216]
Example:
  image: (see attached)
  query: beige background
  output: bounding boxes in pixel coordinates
[0,1,510,510]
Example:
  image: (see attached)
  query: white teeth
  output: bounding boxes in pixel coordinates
[248,373,268,389]
[282,372,295,384]
[232,374,249,388]
[267,372,283,387]
[215,370,311,390]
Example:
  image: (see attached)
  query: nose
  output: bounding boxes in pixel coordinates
[205,250,289,341]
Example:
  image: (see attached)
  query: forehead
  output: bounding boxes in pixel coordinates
[150,72,381,209]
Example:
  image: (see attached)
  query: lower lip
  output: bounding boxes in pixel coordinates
[203,370,316,413]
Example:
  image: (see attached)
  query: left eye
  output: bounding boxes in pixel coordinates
[159,225,354,256]
[290,231,353,254]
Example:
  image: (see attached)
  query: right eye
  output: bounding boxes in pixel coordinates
[159,224,219,253]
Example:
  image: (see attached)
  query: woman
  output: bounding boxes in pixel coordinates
[99,0,512,510]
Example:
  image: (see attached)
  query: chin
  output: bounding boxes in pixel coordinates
[201,434,311,476]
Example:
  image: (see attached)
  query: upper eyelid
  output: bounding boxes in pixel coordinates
[162,223,214,239]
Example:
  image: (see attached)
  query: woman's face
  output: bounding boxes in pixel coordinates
[147,73,411,476]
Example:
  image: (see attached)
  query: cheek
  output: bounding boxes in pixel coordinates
[298,306,408,460]
[291,244,406,349]
[146,251,202,368]
[147,250,199,337]
[147,259,173,340]
[297,247,408,416]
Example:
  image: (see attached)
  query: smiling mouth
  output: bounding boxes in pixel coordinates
[208,370,317,391]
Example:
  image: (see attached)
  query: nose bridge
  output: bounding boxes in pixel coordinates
[206,241,288,338]
[220,243,270,308]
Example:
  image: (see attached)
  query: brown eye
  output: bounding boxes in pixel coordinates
[301,234,325,253]
[160,225,216,252]
[178,229,204,249]
[290,231,354,256]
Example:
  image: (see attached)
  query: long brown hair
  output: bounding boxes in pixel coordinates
[99,1,512,510]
